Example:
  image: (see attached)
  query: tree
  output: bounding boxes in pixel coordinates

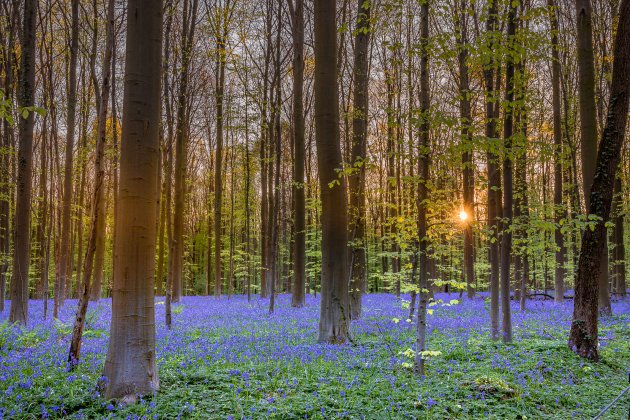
[0,0,17,315]
[575,0,612,315]
[315,0,350,344]
[499,0,517,343]
[268,0,282,314]
[569,0,629,360]
[90,0,116,303]
[170,0,199,303]
[211,0,233,298]
[9,0,37,325]
[483,0,501,341]
[548,0,565,303]
[455,0,475,300]
[288,0,306,308]
[101,0,163,400]
[349,0,371,319]
[55,0,79,317]
[414,0,430,376]
[68,0,115,368]
[612,176,626,297]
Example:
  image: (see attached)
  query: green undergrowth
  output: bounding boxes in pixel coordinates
[1,320,628,419]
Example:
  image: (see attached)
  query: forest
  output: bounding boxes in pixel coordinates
[0,0,629,417]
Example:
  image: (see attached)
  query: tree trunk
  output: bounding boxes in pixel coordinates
[516,113,530,311]
[576,0,612,315]
[214,52,226,298]
[90,186,107,301]
[348,0,370,319]
[171,0,199,303]
[483,0,500,340]
[36,114,49,301]
[549,0,565,303]
[102,0,163,400]
[499,0,517,343]
[55,0,79,316]
[214,5,229,297]
[290,0,306,308]
[569,0,629,360]
[269,7,281,313]
[414,0,430,376]
[612,177,626,297]
[315,0,350,344]
[9,0,37,325]
[456,0,475,299]
[68,0,115,367]
[156,147,167,296]
[163,0,174,324]
[0,0,18,315]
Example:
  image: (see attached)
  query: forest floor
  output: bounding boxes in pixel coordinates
[0,292,629,419]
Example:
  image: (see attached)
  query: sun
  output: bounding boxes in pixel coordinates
[459,210,469,222]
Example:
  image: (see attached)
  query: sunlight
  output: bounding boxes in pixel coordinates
[459,209,469,222]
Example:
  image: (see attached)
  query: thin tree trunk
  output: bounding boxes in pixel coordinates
[289,0,306,308]
[483,0,500,340]
[68,0,115,367]
[156,147,167,296]
[163,0,174,325]
[499,0,517,343]
[456,0,475,299]
[55,0,79,317]
[171,0,199,303]
[612,177,626,296]
[414,0,430,376]
[549,0,565,303]
[214,3,230,297]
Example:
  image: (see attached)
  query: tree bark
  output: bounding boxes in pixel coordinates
[455,0,475,299]
[315,0,350,344]
[576,0,612,315]
[289,0,306,308]
[500,0,517,343]
[549,0,565,303]
[55,0,79,317]
[102,0,163,400]
[349,0,371,319]
[483,0,500,340]
[91,78,111,302]
[269,4,281,313]
[0,0,18,315]
[9,0,37,325]
[68,0,115,367]
[213,2,230,297]
[414,0,430,376]
[612,176,626,297]
[569,0,629,360]
[171,0,199,303]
